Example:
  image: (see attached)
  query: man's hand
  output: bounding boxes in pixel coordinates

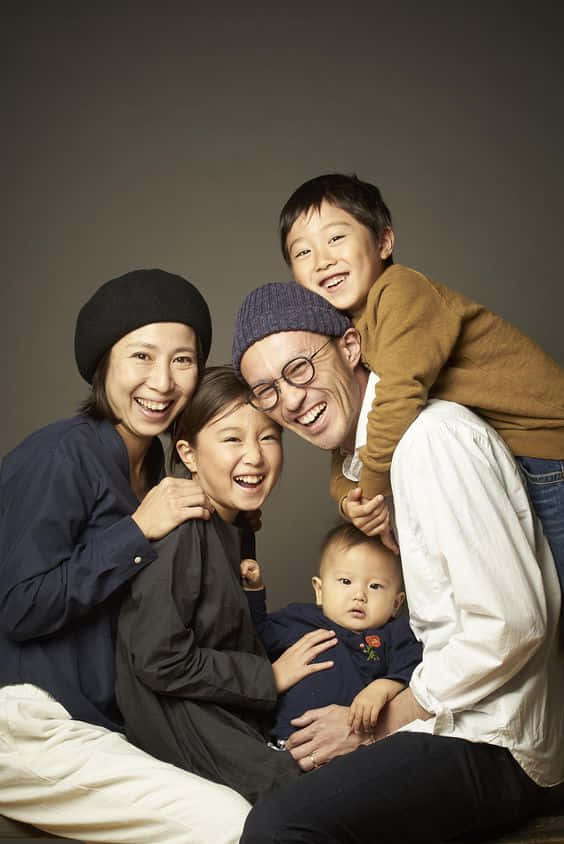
[240,559,264,590]
[342,489,399,554]
[272,630,337,693]
[285,704,366,771]
[348,678,405,733]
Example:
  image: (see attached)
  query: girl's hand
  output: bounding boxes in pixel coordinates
[131,477,214,540]
[272,629,337,693]
[240,559,264,590]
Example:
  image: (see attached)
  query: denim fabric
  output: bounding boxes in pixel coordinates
[517,457,564,597]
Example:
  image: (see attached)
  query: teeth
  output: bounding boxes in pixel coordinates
[136,398,170,411]
[324,274,347,289]
[234,475,264,485]
[297,402,326,426]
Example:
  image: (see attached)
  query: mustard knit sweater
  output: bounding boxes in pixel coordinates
[330,264,564,504]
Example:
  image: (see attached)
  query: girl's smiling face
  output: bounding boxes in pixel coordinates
[176,401,283,523]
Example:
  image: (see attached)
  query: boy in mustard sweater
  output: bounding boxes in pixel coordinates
[279,172,564,592]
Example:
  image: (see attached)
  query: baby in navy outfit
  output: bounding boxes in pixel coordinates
[242,523,422,742]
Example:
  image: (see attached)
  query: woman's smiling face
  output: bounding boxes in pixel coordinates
[176,401,283,523]
[105,322,199,455]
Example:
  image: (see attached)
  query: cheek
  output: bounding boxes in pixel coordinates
[270,447,283,482]
[290,260,307,285]
[178,372,199,402]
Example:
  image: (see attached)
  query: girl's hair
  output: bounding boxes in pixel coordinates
[171,365,250,466]
[78,335,205,424]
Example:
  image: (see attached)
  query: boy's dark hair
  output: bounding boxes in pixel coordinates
[279,173,393,265]
[78,337,205,424]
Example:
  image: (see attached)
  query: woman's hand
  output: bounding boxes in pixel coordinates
[272,629,337,693]
[131,477,214,540]
[285,704,366,771]
[240,559,264,590]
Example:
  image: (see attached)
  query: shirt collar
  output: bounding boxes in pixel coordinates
[341,371,379,483]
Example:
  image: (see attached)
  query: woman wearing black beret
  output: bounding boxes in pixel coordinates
[0,269,250,843]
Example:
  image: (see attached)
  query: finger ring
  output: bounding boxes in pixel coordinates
[310,752,320,769]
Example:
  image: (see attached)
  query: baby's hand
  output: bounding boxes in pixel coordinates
[348,679,405,733]
[240,559,264,590]
[342,489,399,554]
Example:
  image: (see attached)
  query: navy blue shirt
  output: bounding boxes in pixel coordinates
[0,415,158,730]
[247,594,422,740]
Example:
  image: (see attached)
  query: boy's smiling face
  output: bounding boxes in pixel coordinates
[286,200,394,316]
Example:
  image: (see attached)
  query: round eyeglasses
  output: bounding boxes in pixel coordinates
[248,340,332,411]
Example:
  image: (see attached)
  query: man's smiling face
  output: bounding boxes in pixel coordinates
[240,328,364,454]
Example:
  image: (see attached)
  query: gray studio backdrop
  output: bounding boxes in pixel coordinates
[3,2,563,610]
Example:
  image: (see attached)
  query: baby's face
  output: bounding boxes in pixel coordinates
[312,542,405,632]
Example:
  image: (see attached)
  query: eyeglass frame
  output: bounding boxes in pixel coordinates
[247,339,333,412]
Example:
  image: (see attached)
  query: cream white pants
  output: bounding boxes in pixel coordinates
[0,684,251,843]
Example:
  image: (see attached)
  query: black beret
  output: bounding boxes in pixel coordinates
[75,268,212,383]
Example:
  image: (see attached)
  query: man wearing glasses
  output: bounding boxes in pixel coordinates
[232,282,564,844]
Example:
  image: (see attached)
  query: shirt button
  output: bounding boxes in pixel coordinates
[133,555,142,564]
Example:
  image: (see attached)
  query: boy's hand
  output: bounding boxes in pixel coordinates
[342,489,399,554]
[272,629,337,693]
[349,679,405,733]
[240,558,264,590]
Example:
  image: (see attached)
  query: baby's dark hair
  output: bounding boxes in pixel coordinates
[171,365,249,469]
[319,522,402,581]
[279,173,393,265]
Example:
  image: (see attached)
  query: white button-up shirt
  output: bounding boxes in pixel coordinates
[341,395,564,786]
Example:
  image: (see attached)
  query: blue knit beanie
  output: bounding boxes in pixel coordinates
[232,282,351,378]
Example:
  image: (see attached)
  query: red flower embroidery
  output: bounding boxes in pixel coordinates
[360,635,381,662]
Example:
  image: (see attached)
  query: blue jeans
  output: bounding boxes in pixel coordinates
[517,456,564,600]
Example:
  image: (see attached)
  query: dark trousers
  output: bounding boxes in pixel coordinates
[241,732,554,843]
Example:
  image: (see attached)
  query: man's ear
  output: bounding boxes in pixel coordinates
[391,591,406,618]
[176,439,197,475]
[340,327,362,369]
[311,576,323,606]
[379,227,395,260]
